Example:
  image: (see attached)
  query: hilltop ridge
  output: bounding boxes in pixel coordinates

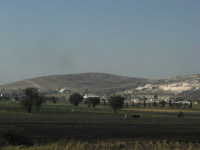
[0,73,199,95]
[0,73,148,94]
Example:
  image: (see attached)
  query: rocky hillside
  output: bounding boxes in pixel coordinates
[148,74,200,93]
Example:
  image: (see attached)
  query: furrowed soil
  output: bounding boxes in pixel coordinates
[1,123,199,143]
[0,101,200,144]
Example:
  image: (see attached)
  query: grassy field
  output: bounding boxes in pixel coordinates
[0,101,200,149]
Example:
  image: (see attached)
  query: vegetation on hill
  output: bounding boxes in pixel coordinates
[0,73,148,94]
[0,73,199,97]
[178,89,200,102]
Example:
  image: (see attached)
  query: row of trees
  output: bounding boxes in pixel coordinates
[21,88,125,113]
[69,93,124,113]
[21,88,194,113]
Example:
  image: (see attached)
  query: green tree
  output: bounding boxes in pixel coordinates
[189,101,192,108]
[109,95,124,113]
[152,102,157,107]
[34,95,45,109]
[87,97,100,107]
[177,111,185,117]
[21,87,38,113]
[143,100,146,107]
[69,93,83,107]
[169,100,172,108]
[161,100,166,107]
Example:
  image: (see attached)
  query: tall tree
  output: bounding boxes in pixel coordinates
[143,100,146,107]
[161,100,166,107]
[109,95,124,113]
[69,93,83,107]
[34,95,45,109]
[87,97,100,107]
[21,88,38,113]
[169,100,172,108]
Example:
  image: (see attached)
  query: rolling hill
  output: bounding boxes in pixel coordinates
[0,73,199,95]
[0,73,148,94]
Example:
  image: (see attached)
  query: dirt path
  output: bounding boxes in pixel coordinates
[25,80,41,89]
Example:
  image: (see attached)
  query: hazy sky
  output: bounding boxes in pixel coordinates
[0,0,200,85]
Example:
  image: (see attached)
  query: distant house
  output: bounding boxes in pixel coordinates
[124,90,133,94]
[135,84,156,91]
[194,101,199,105]
[0,93,10,100]
[83,93,99,99]
[175,101,190,104]
[131,98,139,103]
[58,87,71,93]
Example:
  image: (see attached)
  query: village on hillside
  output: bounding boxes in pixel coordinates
[1,78,199,108]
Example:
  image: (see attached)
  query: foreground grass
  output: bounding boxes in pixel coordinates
[2,140,200,150]
[1,101,200,145]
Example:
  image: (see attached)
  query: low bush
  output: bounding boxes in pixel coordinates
[177,111,185,117]
[0,128,33,147]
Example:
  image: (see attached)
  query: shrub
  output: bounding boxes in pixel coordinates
[0,128,33,147]
[177,111,185,117]
[87,97,100,107]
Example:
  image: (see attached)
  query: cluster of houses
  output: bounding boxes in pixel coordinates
[130,94,194,104]
[122,85,197,106]
[129,96,190,104]
[124,81,200,94]
[81,88,195,107]
[0,92,23,101]
[0,87,198,108]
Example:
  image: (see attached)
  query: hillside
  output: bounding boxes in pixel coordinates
[0,73,148,94]
[0,73,199,95]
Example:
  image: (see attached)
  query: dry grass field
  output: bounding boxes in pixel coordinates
[2,140,200,150]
